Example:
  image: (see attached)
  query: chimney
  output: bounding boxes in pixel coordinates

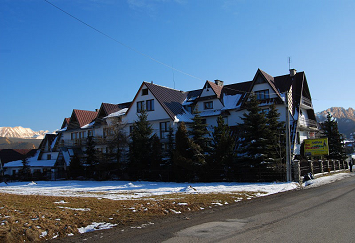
[289,69,297,77]
[214,79,224,87]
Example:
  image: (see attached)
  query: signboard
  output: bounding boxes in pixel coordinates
[304,138,329,156]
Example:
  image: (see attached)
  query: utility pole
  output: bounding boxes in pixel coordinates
[285,91,292,181]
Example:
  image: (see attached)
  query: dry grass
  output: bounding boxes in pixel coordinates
[0,191,266,242]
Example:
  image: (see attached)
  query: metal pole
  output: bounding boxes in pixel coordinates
[285,91,292,181]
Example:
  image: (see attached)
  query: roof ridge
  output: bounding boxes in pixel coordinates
[144,81,186,93]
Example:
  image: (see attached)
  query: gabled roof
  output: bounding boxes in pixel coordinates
[97,102,132,119]
[144,82,188,120]
[206,81,223,99]
[38,134,57,151]
[126,82,188,120]
[68,109,98,129]
[61,118,70,129]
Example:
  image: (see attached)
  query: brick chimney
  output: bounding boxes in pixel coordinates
[214,79,224,87]
[290,69,297,77]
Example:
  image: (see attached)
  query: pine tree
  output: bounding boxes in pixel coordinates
[189,110,211,154]
[68,154,83,179]
[107,117,128,177]
[173,122,204,181]
[238,94,270,172]
[20,156,31,181]
[128,109,153,180]
[320,113,346,160]
[85,135,97,178]
[149,133,163,180]
[265,104,286,172]
[209,116,236,180]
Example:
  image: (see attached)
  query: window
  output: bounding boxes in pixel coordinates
[255,90,269,100]
[160,121,170,139]
[71,133,74,140]
[204,101,213,110]
[261,108,269,114]
[142,88,148,96]
[137,101,145,113]
[88,130,94,137]
[82,131,86,138]
[146,99,154,111]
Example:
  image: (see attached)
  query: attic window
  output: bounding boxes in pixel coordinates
[142,89,148,96]
[204,101,213,110]
[255,90,269,100]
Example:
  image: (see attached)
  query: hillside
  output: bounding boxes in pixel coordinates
[0,137,42,149]
[316,107,355,139]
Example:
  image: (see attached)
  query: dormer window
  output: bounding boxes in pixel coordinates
[142,88,148,96]
[204,101,213,110]
[255,90,269,100]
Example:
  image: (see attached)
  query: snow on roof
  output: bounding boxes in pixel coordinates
[174,109,194,123]
[4,159,56,168]
[56,127,67,132]
[200,110,222,117]
[81,121,95,129]
[104,108,128,119]
[222,93,242,110]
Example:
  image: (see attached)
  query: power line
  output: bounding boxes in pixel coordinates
[43,0,202,81]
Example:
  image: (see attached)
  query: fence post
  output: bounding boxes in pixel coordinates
[332,160,336,171]
[292,160,301,184]
[320,160,324,173]
[309,160,314,175]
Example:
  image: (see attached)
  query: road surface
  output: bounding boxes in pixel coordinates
[53,174,355,243]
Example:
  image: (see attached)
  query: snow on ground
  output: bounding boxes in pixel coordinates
[0,172,352,200]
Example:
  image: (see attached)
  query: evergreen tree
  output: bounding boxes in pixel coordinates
[208,116,236,180]
[20,156,31,181]
[149,133,163,180]
[238,94,270,176]
[320,113,346,160]
[107,117,128,177]
[68,154,83,179]
[166,125,175,165]
[173,122,204,181]
[85,135,97,178]
[189,109,211,154]
[265,104,286,172]
[128,109,153,180]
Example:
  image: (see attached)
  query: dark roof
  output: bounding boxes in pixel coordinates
[144,82,188,119]
[38,134,57,150]
[68,109,98,129]
[0,149,37,164]
[206,81,223,98]
[61,118,70,129]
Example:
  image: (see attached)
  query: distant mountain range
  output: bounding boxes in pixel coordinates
[316,107,355,139]
[0,137,42,149]
[0,126,48,139]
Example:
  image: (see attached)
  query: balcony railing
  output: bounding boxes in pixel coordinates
[298,117,318,129]
[60,136,113,147]
[301,97,313,109]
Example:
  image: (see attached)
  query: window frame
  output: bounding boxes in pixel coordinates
[160,121,170,139]
[146,99,154,111]
[137,101,145,113]
[204,101,213,110]
[142,88,148,96]
[255,89,270,100]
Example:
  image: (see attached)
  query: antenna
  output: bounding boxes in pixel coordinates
[172,63,175,89]
[288,57,291,70]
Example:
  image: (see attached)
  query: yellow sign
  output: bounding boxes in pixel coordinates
[304,138,329,156]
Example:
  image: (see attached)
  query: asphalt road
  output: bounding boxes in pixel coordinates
[53,174,355,243]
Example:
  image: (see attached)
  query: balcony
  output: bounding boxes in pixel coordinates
[300,97,313,109]
[59,136,112,147]
[298,117,318,129]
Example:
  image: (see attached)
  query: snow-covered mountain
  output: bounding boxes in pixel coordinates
[0,126,49,139]
[316,107,355,138]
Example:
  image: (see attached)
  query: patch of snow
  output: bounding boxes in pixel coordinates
[40,231,48,238]
[58,206,91,211]
[78,222,118,234]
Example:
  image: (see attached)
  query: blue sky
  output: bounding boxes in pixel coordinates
[1,0,354,132]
